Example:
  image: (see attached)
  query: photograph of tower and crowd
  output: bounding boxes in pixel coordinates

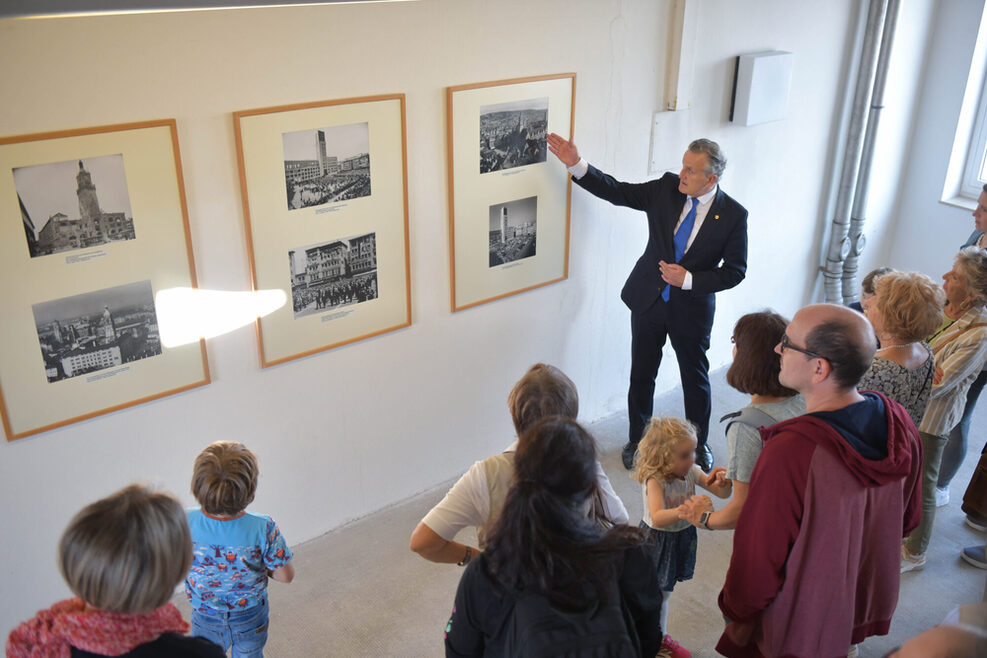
[479,97,548,174]
[15,155,137,259]
[282,122,371,210]
[288,232,378,318]
[489,196,537,267]
[32,280,162,383]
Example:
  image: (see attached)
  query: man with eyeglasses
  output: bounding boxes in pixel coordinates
[716,304,923,658]
[546,133,748,472]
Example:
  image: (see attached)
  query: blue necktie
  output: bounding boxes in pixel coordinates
[662,197,698,302]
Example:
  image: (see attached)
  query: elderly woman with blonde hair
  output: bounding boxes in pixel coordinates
[859,270,945,428]
[901,247,987,573]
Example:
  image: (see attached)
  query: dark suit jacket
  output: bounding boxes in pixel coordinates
[574,166,748,313]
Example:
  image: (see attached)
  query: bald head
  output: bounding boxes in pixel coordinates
[795,304,877,390]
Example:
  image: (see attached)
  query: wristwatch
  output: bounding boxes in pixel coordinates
[457,546,473,566]
[699,511,713,530]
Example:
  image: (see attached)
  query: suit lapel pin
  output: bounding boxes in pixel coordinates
[714,214,720,220]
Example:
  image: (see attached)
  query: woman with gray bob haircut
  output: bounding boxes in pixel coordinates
[902,247,987,573]
[6,484,224,657]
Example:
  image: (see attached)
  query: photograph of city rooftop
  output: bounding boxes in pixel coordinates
[479,97,548,174]
[33,280,162,383]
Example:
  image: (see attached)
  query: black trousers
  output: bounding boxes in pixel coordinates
[627,292,714,448]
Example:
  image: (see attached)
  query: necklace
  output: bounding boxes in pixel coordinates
[877,342,917,351]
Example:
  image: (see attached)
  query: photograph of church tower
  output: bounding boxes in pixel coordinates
[13,154,136,258]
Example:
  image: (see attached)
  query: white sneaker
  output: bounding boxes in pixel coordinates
[935,487,950,507]
[901,545,926,573]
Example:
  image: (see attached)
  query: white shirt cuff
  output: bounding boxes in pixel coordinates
[682,271,693,290]
[567,159,589,179]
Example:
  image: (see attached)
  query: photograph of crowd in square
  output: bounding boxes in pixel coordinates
[488,196,537,267]
[479,97,548,174]
[289,232,378,318]
[16,155,136,259]
[32,280,161,383]
[282,122,371,210]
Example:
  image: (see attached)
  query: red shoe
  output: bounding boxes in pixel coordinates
[660,634,691,658]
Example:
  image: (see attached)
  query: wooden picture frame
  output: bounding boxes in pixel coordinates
[0,119,210,440]
[447,73,574,311]
[234,94,411,367]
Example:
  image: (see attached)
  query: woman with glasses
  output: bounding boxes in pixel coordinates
[858,271,943,429]
[681,311,805,531]
[937,200,987,506]
[902,247,987,573]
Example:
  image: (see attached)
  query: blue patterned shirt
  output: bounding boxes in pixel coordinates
[185,509,292,612]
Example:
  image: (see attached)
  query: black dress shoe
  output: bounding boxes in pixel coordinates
[621,442,637,470]
[695,444,714,473]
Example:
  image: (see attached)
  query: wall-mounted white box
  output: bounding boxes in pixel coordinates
[730,50,793,126]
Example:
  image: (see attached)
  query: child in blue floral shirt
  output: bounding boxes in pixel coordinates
[185,442,294,658]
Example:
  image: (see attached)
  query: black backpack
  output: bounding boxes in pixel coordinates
[501,587,639,657]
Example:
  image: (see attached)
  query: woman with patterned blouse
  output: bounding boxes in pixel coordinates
[858,271,944,428]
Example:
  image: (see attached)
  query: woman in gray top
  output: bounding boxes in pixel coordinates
[681,311,805,531]
[858,271,944,428]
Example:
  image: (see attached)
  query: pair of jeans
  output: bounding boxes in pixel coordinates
[905,431,949,555]
[937,369,987,489]
[190,597,269,658]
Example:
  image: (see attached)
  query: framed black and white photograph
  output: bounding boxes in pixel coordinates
[0,119,210,441]
[447,74,574,311]
[479,98,548,174]
[34,280,161,383]
[234,94,410,367]
[15,154,136,258]
[282,122,371,210]
[488,196,536,267]
[289,232,378,319]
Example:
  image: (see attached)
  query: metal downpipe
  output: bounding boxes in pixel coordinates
[842,0,901,303]
[823,0,889,303]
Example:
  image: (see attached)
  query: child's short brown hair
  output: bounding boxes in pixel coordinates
[507,363,579,436]
[192,441,258,516]
[59,484,191,614]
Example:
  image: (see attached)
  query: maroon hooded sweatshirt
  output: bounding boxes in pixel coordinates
[717,391,922,658]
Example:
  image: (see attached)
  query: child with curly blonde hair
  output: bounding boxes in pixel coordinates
[634,416,732,658]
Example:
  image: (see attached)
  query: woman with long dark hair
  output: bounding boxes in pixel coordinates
[444,417,661,657]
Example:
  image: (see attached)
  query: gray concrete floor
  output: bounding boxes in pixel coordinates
[173,367,987,656]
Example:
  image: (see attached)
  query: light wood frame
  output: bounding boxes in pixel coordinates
[0,119,210,440]
[447,73,574,312]
[234,94,411,367]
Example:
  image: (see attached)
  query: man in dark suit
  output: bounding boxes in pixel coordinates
[547,134,748,471]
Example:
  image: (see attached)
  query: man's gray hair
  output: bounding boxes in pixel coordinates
[688,138,726,178]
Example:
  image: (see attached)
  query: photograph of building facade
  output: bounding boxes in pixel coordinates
[479,98,548,174]
[15,156,136,258]
[282,122,372,210]
[288,232,378,318]
[488,196,537,267]
[33,280,162,383]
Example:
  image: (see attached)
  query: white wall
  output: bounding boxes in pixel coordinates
[0,0,863,637]
[888,0,986,278]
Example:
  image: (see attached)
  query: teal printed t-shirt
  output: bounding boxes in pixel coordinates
[185,509,292,612]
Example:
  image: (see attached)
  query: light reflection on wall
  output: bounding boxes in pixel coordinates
[155,287,286,347]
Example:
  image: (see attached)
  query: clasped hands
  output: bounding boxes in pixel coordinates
[677,468,730,527]
[658,261,687,288]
